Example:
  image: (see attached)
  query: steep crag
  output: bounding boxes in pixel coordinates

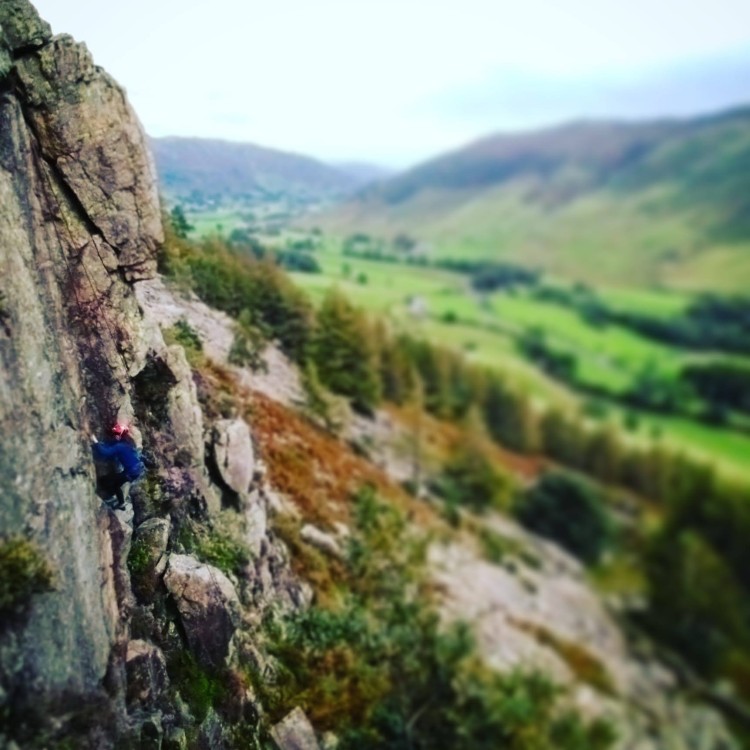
[0,0,161,716]
[0,3,304,746]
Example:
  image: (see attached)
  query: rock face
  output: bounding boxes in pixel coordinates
[0,0,163,719]
[125,639,168,708]
[0,3,306,746]
[163,554,241,669]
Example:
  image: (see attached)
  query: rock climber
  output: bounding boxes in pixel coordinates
[91,422,145,510]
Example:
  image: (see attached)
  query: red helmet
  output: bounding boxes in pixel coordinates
[112,422,129,437]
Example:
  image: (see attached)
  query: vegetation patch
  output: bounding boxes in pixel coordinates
[475,526,541,569]
[254,487,616,749]
[511,618,617,696]
[0,537,54,616]
[163,318,205,368]
[192,358,244,421]
[516,471,612,565]
[166,650,230,723]
[176,516,250,577]
[271,513,342,599]
[250,390,411,527]
[227,310,266,371]
[434,431,516,517]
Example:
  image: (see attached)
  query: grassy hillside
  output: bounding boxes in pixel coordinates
[288,237,750,482]
[314,107,750,291]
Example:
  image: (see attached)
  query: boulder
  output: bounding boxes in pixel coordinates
[164,554,241,669]
[125,639,168,707]
[271,706,320,750]
[300,524,342,559]
[244,489,267,556]
[213,418,254,494]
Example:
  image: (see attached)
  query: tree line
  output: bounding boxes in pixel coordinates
[159,222,750,703]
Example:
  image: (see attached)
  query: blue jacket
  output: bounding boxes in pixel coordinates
[93,440,145,481]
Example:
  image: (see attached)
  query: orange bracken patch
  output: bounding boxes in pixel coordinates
[251,391,419,529]
[383,403,546,482]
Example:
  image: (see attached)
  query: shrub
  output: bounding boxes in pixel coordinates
[516,472,612,564]
[437,440,514,514]
[257,488,615,749]
[0,537,54,615]
[228,309,266,371]
[311,289,381,414]
[163,319,204,368]
[176,518,250,577]
[645,529,750,674]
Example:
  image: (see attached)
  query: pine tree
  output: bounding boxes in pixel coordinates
[311,289,381,414]
[483,376,538,453]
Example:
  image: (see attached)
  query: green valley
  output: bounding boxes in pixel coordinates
[314,107,750,292]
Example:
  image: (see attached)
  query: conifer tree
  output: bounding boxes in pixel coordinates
[311,288,381,413]
[483,376,538,453]
[584,426,622,484]
[540,408,581,465]
[374,323,415,404]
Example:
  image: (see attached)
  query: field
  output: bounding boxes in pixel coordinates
[288,236,750,482]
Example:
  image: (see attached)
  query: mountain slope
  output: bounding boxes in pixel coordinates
[318,107,750,290]
[150,135,357,202]
[332,160,394,187]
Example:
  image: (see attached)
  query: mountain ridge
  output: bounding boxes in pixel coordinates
[150,134,359,202]
[316,105,750,289]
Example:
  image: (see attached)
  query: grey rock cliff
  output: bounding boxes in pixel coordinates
[0,0,162,721]
[0,3,307,747]
[0,1,229,741]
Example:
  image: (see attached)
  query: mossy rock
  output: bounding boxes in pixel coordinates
[0,537,54,616]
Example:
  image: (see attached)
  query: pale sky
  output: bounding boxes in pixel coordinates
[31,0,750,167]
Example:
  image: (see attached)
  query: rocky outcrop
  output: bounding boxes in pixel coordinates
[1,0,51,53]
[130,517,170,599]
[212,417,255,494]
[125,639,168,708]
[0,0,163,723]
[430,512,739,750]
[271,707,320,750]
[300,524,343,559]
[135,276,305,405]
[12,35,162,279]
[244,488,268,556]
[163,554,241,669]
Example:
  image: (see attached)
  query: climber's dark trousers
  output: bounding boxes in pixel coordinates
[97,471,129,508]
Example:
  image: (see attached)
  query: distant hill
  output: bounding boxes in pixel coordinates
[332,161,394,187]
[317,106,750,291]
[150,136,357,204]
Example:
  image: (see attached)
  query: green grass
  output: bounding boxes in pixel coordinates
[595,285,691,318]
[187,208,248,238]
